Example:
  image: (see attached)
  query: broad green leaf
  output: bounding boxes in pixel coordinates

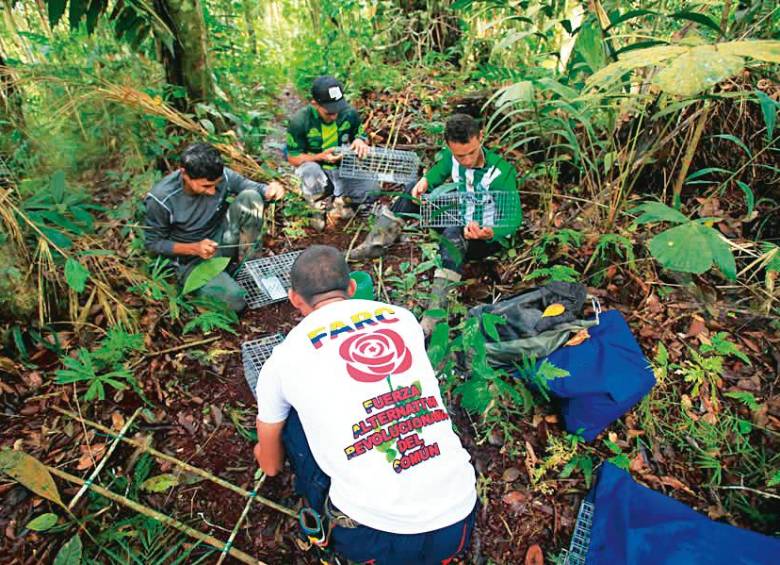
[0,450,64,508]
[38,226,74,249]
[630,201,689,225]
[50,170,66,203]
[54,533,82,565]
[64,258,90,293]
[702,228,736,280]
[648,223,713,274]
[141,473,180,493]
[587,45,687,89]
[199,119,215,135]
[754,90,777,141]
[455,379,493,414]
[575,20,607,73]
[427,320,450,368]
[26,513,59,532]
[182,257,231,295]
[481,313,507,341]
[719,40,780,64]
[496,81,534,108]
[768,470,780,488]
[654,46,744,97]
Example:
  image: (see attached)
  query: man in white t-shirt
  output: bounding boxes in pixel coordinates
[253,245,477,564]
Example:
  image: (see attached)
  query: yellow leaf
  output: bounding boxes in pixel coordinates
[0,450,64,508]
[542,303,566,317]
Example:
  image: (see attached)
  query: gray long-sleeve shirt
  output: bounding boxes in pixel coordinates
[144,167,268,257]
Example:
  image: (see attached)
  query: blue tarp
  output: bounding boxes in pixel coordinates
[586,462,780,564]
[541,309,656,441]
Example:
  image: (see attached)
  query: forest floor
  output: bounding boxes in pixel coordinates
[1,81,778,564]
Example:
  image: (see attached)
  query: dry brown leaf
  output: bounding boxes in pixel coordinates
[502,490,528,512]
[659,476,695,496]
[502,467,521,483]
[564,329,591,347]
[686,316,706,338]
[111,412,125,431]
[525,544,544,565]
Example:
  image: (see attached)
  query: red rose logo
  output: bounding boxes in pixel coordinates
[339,329,413,383]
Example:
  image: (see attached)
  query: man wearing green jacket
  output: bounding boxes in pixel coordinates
[350,113,522,334]
[286,76,378,228]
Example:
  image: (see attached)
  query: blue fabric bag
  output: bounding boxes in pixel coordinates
[584,462,780,564]
[541,309,655,441]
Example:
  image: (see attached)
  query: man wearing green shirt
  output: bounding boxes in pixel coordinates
[286,76,378,227]
[350,113,522,333]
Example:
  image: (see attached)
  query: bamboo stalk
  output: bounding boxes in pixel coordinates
[68,408,142,510]
[216,472,267,565]
[672,102,710,207]
[47,465,264,565]
[52,406,297,518]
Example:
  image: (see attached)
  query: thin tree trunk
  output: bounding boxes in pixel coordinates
[154,0,215,107]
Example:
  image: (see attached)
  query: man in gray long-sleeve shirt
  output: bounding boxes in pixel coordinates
[144,142,284,311]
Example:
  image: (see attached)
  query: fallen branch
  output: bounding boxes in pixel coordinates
[47,465,264,565]
[216,472,267,565]
[53,406,297,518]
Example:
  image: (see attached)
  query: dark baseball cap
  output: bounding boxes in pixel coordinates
[311,76,348,114]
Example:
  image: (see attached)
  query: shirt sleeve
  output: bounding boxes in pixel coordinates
[490,164,522,241]
[224,168,268,199]
[286,115,308,156]
[143,194,176,257]
[423,149,453,187]
[256,350,291,424]
[350,110,367,141]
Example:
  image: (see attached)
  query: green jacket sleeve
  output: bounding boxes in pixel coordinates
[346,108,367,142]
[286,115,307,156]
[490,165,522,241]
[423,149,453,188]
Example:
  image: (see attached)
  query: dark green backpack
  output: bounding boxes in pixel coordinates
[467,282,600,369]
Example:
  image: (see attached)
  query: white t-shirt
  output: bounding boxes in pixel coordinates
[257,299,477,534]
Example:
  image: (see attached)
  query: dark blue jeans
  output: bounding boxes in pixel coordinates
[282,410,477,564]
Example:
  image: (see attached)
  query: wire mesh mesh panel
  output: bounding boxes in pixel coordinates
[420,189,520,228]
[236,250,302,309]
[338,146,419,184]
[563,500,595,565]
[242,334,285,398]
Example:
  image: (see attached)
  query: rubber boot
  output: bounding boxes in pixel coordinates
[303,194,328,232]
[348,206,404,261]
[420,268,461,336]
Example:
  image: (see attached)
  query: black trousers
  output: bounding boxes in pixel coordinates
[391,182,502,273]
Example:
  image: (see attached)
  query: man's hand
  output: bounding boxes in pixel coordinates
[317,147,342,164]
[411,177,429,199]
[351,138,370,159]
[464,221,494,240]
[264,181,285,201]
[193,239,219,259]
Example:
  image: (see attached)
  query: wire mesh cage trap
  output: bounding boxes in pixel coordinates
[338,146,420,184]
[236,250,302,309]
[563,500,595,565]
[420,187,520,228]
[242,333,285,398]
